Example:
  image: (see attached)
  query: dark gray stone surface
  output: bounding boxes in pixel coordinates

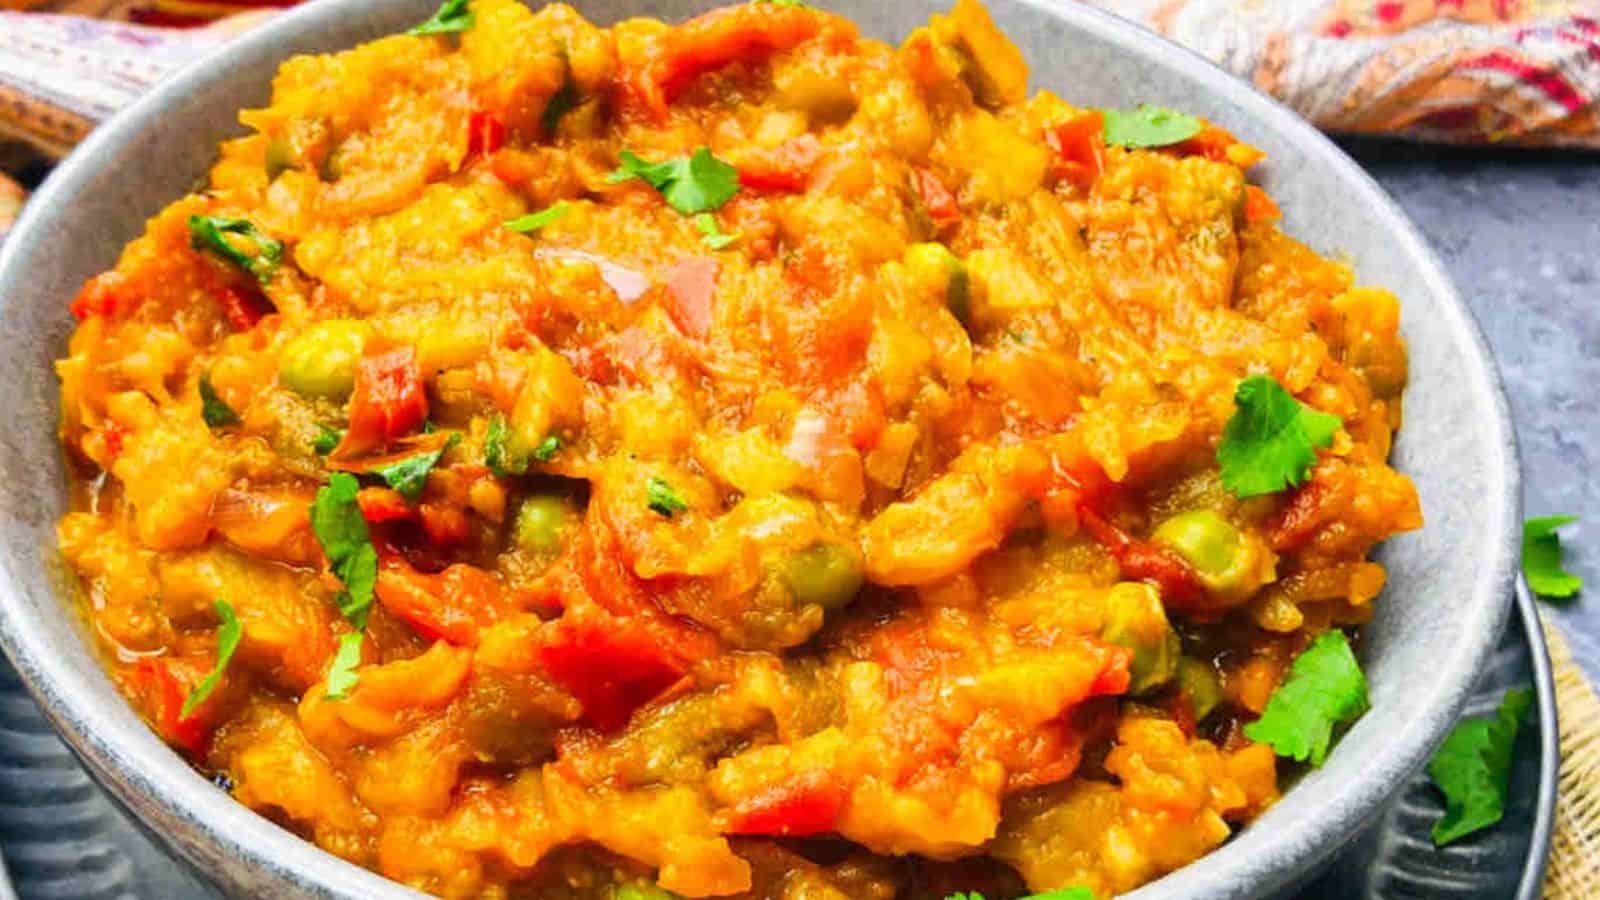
[1345,140,1600,684]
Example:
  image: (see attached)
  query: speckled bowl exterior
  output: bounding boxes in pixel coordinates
[0,0,1521,897]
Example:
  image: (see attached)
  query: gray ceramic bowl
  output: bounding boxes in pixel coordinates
[0,0,1520,897]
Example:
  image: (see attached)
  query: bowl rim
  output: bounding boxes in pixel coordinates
[0,0,1520,897]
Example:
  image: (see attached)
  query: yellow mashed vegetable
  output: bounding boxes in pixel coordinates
[53,0,1422,897]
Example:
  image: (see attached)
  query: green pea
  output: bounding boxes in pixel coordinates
[904,242,969,324]
[1178,656,1223,722]
[264,137,293,178]
[278,320,370,400]
[1158,512,1254,589]
[1100,582,1180,695]
[781,541,865,611]
[514,495,574,555]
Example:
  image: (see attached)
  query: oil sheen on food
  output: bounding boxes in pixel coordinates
[52,0,1422,896]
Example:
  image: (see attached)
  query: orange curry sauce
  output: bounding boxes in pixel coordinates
[54,1,1421,896]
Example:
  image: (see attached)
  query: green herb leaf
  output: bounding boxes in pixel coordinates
[325,632,364,700]
[647,476,688,518]
[408,0,473,35]
[1428,687,1533,846]
[1523,515,1582,600]
[371,434,460,503]
[695,213,740,250]
[312,425,344,456]
[1216,375,1340,499]
[531,435,562,463]
[180,599,243,718]
[187,215,283,284]
[1101,105,1203,149]
[608,147,740,216]
[199,371,241,429]
[506,202,572,234]
[310,472,378,630]
[1242,630,1369,767]
[485,415,524,477]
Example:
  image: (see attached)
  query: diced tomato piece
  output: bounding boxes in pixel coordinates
[632,3,847,121]
[1267,481,1329,552]
[724,770,846,837]
[538,616,687,732]
[737,134,822,193]
[358,486,415,523]
[911,168,960,227]
[129,658,213,756]
[215,283,274,331]
[1045,111,1105,189]
[663,256,719,339]
[375,559,503,646]
[1172,123,1266,168]
[467,109,506,157]
[69,271,131,320]
[334,346,429,458]
[1243,185,1281,224]
[1080,508,1207,610]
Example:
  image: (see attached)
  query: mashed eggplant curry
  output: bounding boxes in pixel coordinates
[54,0,1422,896]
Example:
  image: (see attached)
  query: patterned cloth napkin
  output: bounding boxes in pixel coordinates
[0,2,1598,896]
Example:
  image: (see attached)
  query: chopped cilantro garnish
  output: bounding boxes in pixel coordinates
[1523,515,1582,600]
[485,415,524,476]
[531,435,562,463]
[325,632,364,700]
[695,213,740,250]
[408,0,473,35]
[370,433,459,503]
[199,371,241,428]
[1428,687,1533,846]
[180,599,242,718]
[1242,630,1368,767]
[608,147,740,216]
[506,202,571,234]
[187,215,283,284]
[1101,105,1202,149]
[312,425,343,456]
[310,473,378,631]
[647,476,688,518]
[1216,375,1340,499]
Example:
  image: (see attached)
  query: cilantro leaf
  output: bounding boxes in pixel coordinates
[199,371,241,428]
[180,599,243,718]
[1101,105,1202,149]
[325,632,364,700]
[506,201,571,234]
[1523,515,1582,600]
[485,415,526,477]
[371,433,460,503]
[187,215,283,284]
[1217,375,1340,499]
[695,212,740,250]
[1242,630,1369,767]
[608,147,740,216]
[1428,687,1533,846]
[647,476,688,518]
[310,472,378,631]
[531,435,562,463]
[312,424,343,456]
[408,0,473,36]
